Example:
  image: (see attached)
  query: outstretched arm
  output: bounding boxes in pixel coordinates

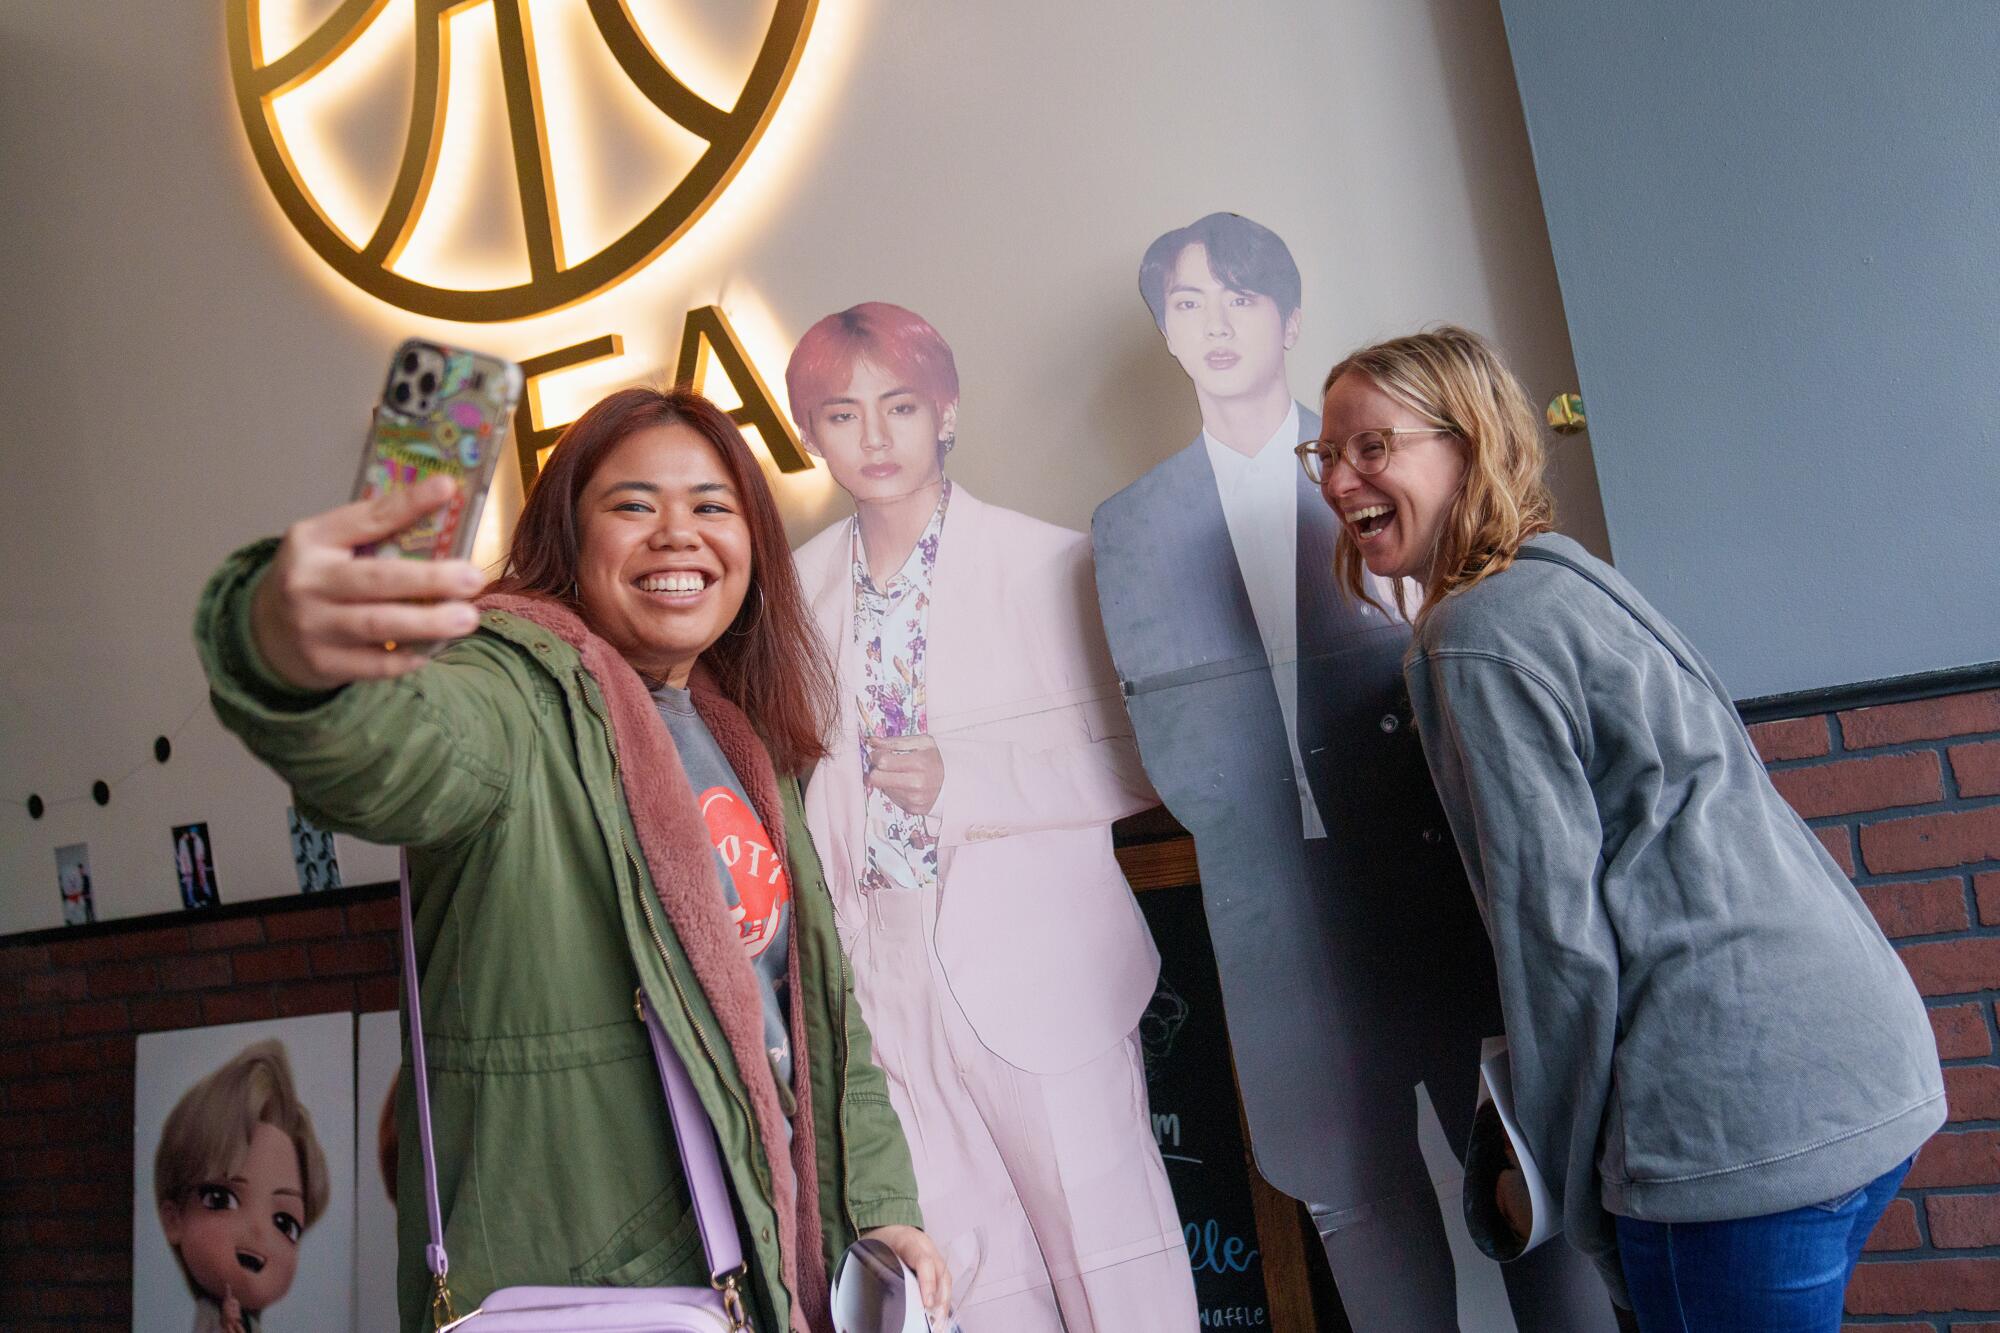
[195,477,529,850]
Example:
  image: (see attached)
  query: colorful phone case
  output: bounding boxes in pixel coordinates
[350,339,524,562]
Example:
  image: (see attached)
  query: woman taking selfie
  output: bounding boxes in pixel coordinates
[1302,327,1942,1330]
[194,387,946,1332]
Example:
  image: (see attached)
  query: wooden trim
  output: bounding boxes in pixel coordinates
[1116,836,1200,892]
[1,881,394,949]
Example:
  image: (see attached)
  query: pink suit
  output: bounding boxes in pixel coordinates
[797,488,1199,1331]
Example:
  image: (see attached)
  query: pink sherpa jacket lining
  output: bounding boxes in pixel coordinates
[482,593,831,1333]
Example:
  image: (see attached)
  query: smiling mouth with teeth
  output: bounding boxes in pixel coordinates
[1348,504,1395,539]
[636,572,709,595]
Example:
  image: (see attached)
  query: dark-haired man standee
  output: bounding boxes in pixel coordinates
[1092,213,1615,1329]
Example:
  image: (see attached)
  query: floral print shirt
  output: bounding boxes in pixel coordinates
[852,481,950,894]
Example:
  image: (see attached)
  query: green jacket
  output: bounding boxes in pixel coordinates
[195,541,921,1332]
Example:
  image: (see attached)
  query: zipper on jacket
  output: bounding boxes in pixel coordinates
[789,777,858,1242]
[577,677,769,1199]
[836,940,858,1239]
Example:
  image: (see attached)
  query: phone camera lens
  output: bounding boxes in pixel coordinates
[393,381,411,404]
[402,352,419,373]
[420,372,438,394]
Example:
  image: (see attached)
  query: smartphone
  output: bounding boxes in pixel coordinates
[350,339,524,562]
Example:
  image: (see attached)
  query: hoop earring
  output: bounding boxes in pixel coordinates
[726,584,765,637]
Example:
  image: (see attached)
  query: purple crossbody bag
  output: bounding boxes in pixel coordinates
[399,856,756,1331]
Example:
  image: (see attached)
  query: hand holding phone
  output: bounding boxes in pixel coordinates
[251,476,487,691]
[247,340,523,692]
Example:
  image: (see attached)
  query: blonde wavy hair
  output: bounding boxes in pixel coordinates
[1323,325,1555,626]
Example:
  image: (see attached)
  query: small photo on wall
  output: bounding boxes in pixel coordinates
[56,842,94,925]
[132,1013,356,1333]
[288,807,342,894]
[171,822,220,909]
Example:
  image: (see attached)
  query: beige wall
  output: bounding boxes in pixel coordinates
[0,0,1604,932]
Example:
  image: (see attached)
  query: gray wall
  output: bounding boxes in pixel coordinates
[1500,1,1999,699]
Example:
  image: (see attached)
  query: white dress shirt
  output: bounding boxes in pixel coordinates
[1204,403,1328,840]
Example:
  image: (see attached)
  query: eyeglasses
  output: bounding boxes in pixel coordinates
[1294,428,1456,484]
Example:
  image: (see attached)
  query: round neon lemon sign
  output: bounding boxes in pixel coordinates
[226,0,816,322]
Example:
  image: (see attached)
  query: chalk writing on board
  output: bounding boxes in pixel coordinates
[1186,1218,1260,1274]
[1137,886,1269,1328]
[1141,977,1191,1079]
[1154,1111,1200,1166]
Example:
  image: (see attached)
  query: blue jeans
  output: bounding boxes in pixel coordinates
[1614,1156,1913,1332]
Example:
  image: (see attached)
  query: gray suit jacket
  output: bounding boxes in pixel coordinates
[1093,404,1505,1210]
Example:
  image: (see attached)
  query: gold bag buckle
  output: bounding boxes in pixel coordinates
[714,1266,751,1331]
[429,1271,460,1330]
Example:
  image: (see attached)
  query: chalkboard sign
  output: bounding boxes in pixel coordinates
[1137,882,1270,1330]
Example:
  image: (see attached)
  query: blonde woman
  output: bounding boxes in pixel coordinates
[1300,326,1943,1329]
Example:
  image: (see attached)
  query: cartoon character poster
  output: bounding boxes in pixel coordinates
[56,841,94,925]
[1090,213,1616,1328]
[132,1013,355,1333]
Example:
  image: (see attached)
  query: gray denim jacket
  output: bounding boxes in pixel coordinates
[1406,534,1943,1291]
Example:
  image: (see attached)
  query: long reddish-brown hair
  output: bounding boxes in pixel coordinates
[487,386,832,773]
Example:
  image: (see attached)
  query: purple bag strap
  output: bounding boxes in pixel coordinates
[637,985,748,1282]
[398,853,747,1293]
[397,854,452,1289]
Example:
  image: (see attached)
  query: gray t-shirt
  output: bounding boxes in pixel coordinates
[652,684,794,1099]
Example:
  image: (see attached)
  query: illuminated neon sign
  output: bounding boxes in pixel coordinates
[225,0,816,475]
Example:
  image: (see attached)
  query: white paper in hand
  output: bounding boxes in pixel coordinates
[1476,1035,1560,1254]
[831,1238,962,1333]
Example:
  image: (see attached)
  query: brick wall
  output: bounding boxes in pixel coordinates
[1749,688,2000,1331]
[0,890,401,1330]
